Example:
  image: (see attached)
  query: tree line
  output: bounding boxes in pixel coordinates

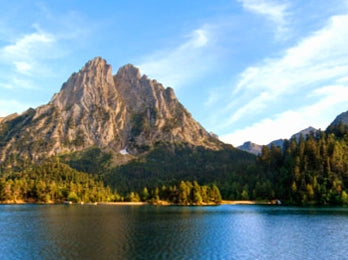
[255,124,348,205]
[0,160,120,203]
[127,181,222,205]
[0,159,222,205]
[222,123,348,205]
[1,122,347,206]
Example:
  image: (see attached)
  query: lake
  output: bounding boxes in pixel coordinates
[0,204,347,260]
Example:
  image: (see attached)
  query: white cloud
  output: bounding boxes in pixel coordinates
[13,61,32,75]
[221,84,348,146]
[137,26,217,89]
[221,111,305,146]
[12,78,38,90]
[227,14,348,124]
[0,31,56,76]
[0,99,30,117]
[0,83,12,89]
[239,0,290,36]
[2,32,54,60]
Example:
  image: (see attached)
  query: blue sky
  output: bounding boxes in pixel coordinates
[1,0,348,146]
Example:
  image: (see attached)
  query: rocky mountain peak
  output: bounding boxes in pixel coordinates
[50,57,118,111]
[0,57,223,163]
[116,64,142,80]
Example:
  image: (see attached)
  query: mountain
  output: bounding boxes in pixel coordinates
[237,141,262,155]
[239,126,318,155]
[329,110,348,126]
[0,57,224,165]
[290,126,317,142]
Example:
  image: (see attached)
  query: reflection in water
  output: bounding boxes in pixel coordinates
[0,205,348,259]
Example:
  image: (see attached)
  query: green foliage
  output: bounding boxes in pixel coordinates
[0,159,120,203]
[104,142,255,195]
[254,126,348,205]
[60,147,112,174]
[0,109,35,147]
[2,116,347,206]
[67,191,79,203]
[137,181,222,205]
[130,112,151,137]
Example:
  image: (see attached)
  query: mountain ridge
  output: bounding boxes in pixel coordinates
[0,57,225,164]
[330,110,348,126]
[238,126,318,155]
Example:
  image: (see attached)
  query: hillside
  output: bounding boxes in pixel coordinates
[0,57,254,197]
[0,57,225,165]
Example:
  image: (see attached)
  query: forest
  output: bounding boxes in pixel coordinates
[253,122,348,205]
[0,122,347,205]
[219,122,348,205]
[0,160,119,203]
[127,181,222,205]
[0,159,222,205]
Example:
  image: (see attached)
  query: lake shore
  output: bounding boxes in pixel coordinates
[98,200,272,206]
[221,200,270,205]
[97,202,148,206]
[1,200,274,206]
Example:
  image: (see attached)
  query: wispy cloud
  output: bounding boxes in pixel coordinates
[2,31,54,59]
[219,14,348,145]
[227,15,348,123]
[137,26,218,89]
[204,90,221,107]
[221,84,348,146]
[0,99,31,117]
[239,0,290,36]
[0,30,57,76]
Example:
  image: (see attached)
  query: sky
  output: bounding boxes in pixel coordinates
[1,0,348,146]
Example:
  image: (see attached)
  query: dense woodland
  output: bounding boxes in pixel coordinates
[128,181,222,205]
[0,160,119,203]
[0,159,222,205]
[104,142,255,194]
[1,123,347,205]
[254,123,348,205]
[103,123,348,205]
[220,122,348,205]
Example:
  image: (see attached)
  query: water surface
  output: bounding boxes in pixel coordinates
[0,204,347,259]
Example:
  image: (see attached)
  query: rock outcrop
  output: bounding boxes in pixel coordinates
[0,57,222,163]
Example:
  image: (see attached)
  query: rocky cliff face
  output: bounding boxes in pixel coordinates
[0,57,222,163]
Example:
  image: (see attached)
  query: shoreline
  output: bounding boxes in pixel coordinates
[1,200,274,206]
[221,200,270,205]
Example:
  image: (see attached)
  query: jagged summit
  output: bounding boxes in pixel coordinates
[117,63,142,80]
[51,57,117,110]
[330,110,348,126]
[0,57,223,163]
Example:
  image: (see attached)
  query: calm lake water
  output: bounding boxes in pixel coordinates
[0,204,347,260]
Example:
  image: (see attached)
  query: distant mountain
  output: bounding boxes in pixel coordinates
[291,126,317,142]
[329,110,348,126]
[237,141,262,155]
[268,139,285,148]
[239,127,318,155]
[0,57,224,164]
